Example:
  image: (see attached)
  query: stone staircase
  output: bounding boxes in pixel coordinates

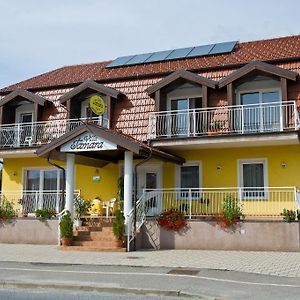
[61,219,126,252]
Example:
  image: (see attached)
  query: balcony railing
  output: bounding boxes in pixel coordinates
[0,116,109,149]
[148,101,300,139]
[0,190,80,214]
[140,187,300,219]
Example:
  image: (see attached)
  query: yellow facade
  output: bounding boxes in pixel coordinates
[2,144,300,215]
[2,157,119,202]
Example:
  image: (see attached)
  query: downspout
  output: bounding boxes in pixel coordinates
[47,152,66,212]
[133,149,152,251]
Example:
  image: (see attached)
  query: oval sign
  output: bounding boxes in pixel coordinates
[88,95,106,116]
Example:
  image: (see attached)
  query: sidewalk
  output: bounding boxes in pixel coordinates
[0,243,300,278]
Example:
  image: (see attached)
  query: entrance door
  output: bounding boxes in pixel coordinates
[18,112,33,146]
[138,164,162,216]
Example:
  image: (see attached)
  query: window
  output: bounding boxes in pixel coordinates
[24,169,64,192]
[81,98,109,128]
[239,90,281,132]
[238,159,267,199]
[177,162,201,198]
[169,97,202,136]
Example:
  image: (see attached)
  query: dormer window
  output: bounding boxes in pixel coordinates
[80,97,109,127]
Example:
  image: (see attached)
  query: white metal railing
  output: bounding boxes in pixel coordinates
[140,187,299,219]
[0,190,80,214]
[127,192,147,252]
[0,116,109,148]
[148,101,300,139]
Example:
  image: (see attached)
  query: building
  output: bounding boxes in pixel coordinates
[0,35,300,251]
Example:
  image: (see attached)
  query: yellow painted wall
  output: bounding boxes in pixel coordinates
[2,157,119,202]
[162,145,300,188]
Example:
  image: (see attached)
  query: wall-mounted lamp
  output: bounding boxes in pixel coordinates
[281,162,287,169]
[216,164,221,171]
[13,171,17,177]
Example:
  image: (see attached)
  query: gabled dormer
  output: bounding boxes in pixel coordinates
[59,80,125,128]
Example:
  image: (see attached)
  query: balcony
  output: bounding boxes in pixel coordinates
[139,187,300,219]
[0,190,80,214]
[0,117,109,149]
[148,101,300,140]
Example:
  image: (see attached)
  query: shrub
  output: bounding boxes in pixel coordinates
[60,211,73,239]
[74,197,92,220]
[113,209,125,241]
[35,208,56,222]
[157,209,187,232]
[282,209,298,222]
[217,194,244,228]
[0,197,15,222]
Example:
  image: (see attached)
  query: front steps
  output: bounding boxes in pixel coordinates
[61,224,126,252]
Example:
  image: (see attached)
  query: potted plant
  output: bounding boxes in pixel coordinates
[112,209,125,247]
[60,211,73,246]
[216,194,244,228]
[282,209,298,222]
[157,209,187,232]
[208,121,223,135]
[0,198,15,222]
[74,197,92,227]
[35,208,56,222]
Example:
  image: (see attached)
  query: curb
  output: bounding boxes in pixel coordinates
[0,280,210,299]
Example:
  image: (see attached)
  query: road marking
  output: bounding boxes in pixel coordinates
[0,266,299,289]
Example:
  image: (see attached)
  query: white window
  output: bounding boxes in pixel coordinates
[176,162,201,199]
[238,159,268,199]
[237,88,282,132]
[81,98,109,128]
[24,168,64,192]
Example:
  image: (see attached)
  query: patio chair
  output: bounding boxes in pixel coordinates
[103,198,117,216]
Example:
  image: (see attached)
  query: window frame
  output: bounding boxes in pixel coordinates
[22,167,64,193]
[176,161,202,200]
[237,158,268,200]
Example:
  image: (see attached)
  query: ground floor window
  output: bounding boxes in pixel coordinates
[238,159,267,199]
[177,162,201,199]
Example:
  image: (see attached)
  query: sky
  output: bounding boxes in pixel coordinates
[0,0,299,88]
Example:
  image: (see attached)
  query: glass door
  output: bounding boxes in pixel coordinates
[19,113,33,146]
[138,165,162,216]
[170,99,189,136]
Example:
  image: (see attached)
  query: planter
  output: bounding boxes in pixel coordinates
[114,240,124,248]
[61,237,72,246]
[74,219,83,227]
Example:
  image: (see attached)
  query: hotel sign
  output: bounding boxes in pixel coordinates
[61,133,117,152]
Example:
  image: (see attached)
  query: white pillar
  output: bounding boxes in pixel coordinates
[124,151,133,233]
[65,153,75,219]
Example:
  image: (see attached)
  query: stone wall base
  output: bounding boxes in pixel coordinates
[0,218,58,245]
[138,220,300,252]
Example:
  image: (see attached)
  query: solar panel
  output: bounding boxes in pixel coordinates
[125,53,153,65]
[166,47,193,60]
[145,50,173,63]
[107,55,135,68]
[209,41,237,55]
[106,40,238,68]
[187,44,214,58]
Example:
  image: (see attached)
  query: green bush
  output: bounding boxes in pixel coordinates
[220,194,244,227]
[60,211,73,239]
[0,197,15,222]
[35,208,56,222]
[113,209,125,241]
[74,197,92,220]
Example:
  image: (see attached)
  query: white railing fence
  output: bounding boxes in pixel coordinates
[140,187,299,219]
[0,116,109,148]
[0,190,80,214]
[148,101,300,139]
[127,192,147,252]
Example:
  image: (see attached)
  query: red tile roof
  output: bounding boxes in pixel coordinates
[1,35,300,93]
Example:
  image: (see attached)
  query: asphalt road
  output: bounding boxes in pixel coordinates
[0,261,300,299]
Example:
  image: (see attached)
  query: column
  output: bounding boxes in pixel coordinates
[124,151,133,233]
[65,153,75,219]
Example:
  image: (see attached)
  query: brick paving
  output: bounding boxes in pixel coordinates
[0,244,300,278]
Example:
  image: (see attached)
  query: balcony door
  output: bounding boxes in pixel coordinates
[168,97,202,136]
[137,164,162,216]
[15,105,34,146]
[240,90,281,133]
